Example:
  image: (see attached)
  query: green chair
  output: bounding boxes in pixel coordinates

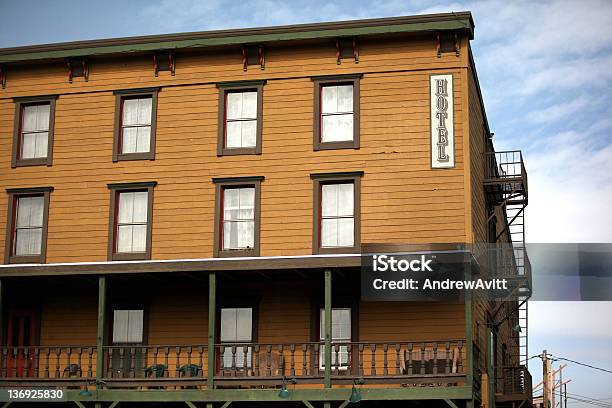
[178,364,201,378]
[144,364,166,378]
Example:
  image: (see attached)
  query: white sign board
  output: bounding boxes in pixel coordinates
[430,74,455,168]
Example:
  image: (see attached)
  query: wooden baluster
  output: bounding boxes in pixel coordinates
[445,341,451,374]
[433,342,438,375]
[118,348,125,378]
[383,344,389,376]
[130,347,137,378]
[164,347,169,378]
[175,347,181,378]
[333,344,339,373]
[266,345,272,377]
[407,343,413,375]
[2,348,7,377]
[358,344,364,376]
[23,347,29,377]
[230,345,237,375]
[301,344,307,376]
[314,344,319,375]
[278,344,284,375]
[55,348,61,378]
[289,344,295,377]
[420,343,426,375]
[457,341,463,373]
[243,345,249,372]
[88,348,94,378]
[34,348,40,378]
[78,347,83,378]
[67,347,72,376]
[198,346,204,377]
[11,348,18,377]
[370,344,376,376]
[106,347,113,378]
[254,345,260,377]
[152,347,158,378]
[395,344,401,375]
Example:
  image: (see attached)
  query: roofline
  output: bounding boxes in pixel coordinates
[0,12,474,64]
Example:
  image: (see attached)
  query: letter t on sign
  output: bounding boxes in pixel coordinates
[430,74,455,168]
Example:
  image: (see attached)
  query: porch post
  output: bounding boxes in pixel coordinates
[324,269,332,388]
[207,271,216,389]
[96,275,106,389]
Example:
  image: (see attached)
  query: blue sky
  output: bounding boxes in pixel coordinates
[1,0,612,404]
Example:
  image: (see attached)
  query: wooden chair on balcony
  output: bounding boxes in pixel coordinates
[62,363,82,389]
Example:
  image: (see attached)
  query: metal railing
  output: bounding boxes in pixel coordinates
[500,365,532,403]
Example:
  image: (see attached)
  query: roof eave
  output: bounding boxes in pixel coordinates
[0,12,474,64]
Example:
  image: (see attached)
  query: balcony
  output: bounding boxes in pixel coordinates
[0,340,466,389]
[484,150,528,207]
[496,365,533,406]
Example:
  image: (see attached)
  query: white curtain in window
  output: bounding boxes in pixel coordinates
[117,191,148,253]
[122,97,152,154]
[112,310,144,343]
[221,308,253,368]
[321,183,354,247]
[21,104,50,159]
[14,196,44,256]
[222,188,255,250]
[321,85,353,142]
[319,308,351,368]
[226,91,257,148]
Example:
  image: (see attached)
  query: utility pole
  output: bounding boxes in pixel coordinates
[542,350,550,408]
[564,383,567,408]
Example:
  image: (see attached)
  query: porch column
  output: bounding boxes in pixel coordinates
[207,272,216,389]
[96,275,106,389]
[324,269,332,388]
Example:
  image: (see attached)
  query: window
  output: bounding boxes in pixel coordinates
[107,182,156,261]
[112,310,144,344]
[220,308,253,369]
[311,172,362,254]
[319,308,351,370]
[217,81,264,155]
[12,96,56,167]
[5,187,52,264]
[313,75,360,150]
[113,88,158,161]
[213,176,263,257]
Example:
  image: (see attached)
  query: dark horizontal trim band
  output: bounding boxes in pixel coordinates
[310,171,364,180]
[113,87,160,95]
[12,95,59,103]
[107,181,157,189]
[0,13,474,64]
[6,186,54,194]
[216,80,267,88]
[212,176,265,183]
[311,74,364,81]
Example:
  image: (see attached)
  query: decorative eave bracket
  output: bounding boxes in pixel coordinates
[336,38,359,64]
[242,45,265,71]
[154,50,176,76]
[67,57,89,83]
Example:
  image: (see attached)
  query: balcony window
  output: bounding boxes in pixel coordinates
[220,308,253,369]
[217,82,264,155]
[319,308,351,370]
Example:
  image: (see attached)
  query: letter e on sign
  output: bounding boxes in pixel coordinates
[430,74,455,168]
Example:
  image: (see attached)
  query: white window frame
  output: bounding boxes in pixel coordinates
[319,308,351,371]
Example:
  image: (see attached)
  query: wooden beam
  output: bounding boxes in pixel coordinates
[338,401,350,408]
[220,402,232,408]
[445,399,460,408]
[108,402,119,408]
[324,269,332,388]
[96,276,106,388]
[1,402,11,408]
[185,402,197,408]
[302,401,315,408]
[73,402,86,408]
[207,272,216,388]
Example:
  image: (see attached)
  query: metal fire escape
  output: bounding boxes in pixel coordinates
[483,150,531,367]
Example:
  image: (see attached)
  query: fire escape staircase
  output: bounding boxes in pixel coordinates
[483,150,531,368]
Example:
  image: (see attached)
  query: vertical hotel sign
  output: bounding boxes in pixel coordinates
[430,74,454,168]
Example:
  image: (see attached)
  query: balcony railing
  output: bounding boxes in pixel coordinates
[483,150,528,206]
[1,340,466,388]
[497,365,533,404]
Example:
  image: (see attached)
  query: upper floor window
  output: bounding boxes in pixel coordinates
[5,187,52,264]
[213,176,263,257]
[108,182,156,261]
[12,96,56,167]
[311,172,362,254]
[217,81,264,156]
[113,88,158,161]
[313,75,360,150]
